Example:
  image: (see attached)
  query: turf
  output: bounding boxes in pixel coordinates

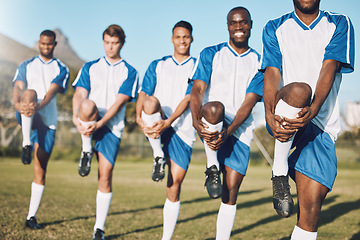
[0,158,359,240]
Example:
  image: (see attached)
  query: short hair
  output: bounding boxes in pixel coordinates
[227,7,251,21]
[40,30,56,41]
[103,24,126,45]
[172,20,193,36]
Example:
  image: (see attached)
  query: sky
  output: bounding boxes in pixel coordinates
[0,0,359,122]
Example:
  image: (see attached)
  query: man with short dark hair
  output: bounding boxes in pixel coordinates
[261,0,355,239]
[136,20,196,240]
[190,7,263,239]
[13,29,69,229]
[72,24,138,240]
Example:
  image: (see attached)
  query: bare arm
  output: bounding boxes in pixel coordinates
[190,80,209,139]
[283,59,341,129]
[36,83,62,111]
[263,66,295,142]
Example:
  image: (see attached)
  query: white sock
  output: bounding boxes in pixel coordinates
[94,190,112,231]
[142,111,164,158]
[27,182,45,220]
[216,202,237,240]
[202,117,223,170]
[291,225,317,240]
[21,114,33,147]
[78,118,95,153]
[273,100,302,176]
[162,198,180,240]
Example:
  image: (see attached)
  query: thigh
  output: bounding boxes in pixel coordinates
[93,126,121,167]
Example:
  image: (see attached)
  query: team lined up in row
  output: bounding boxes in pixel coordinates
[13,1,354,240]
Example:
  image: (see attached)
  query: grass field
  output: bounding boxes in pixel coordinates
[0,156,359,240]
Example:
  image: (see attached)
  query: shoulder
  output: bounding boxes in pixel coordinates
[121,59,138,74]
[323,10,352,26]
[19,56,38,68]
[264,11,294,31]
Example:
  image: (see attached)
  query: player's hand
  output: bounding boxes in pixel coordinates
[19,102,37,117]
[152,119,170,138]
[282,106,313,130]
[193,118,219,142]
[266,113,296,142]
[205,129,229,151]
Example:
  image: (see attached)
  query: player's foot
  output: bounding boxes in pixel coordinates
[205,165,222,199]
[272,175,294,218]
[78,151,92,177]
[21,145,32,165]
[93,228,105,240]
[152,156,165,182]
[25,216,42,229]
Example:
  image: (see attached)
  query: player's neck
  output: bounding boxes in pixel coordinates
[295,8,320,26]
[40,54,53,62]
[173,53,190,63]
[106,55,122,64]
[229,41,249,55]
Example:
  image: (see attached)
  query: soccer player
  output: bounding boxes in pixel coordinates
[261,0,354,239]
[72,24,138,240]
[12,30,69,229]
[136,21,196,240]
[190,7,263,239]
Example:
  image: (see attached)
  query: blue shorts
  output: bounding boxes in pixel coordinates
[267,122,337,191]
[161,127,192,171]
[217,136,250,175]
[16,111,56,155]
[92,126,121,167]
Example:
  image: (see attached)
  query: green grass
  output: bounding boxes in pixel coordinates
[0,157,359,240]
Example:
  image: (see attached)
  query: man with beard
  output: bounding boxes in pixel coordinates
[261,0,354,239]
[12,29,69,229]
[190,7,263,239]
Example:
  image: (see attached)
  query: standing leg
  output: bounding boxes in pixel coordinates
[93,152,113,240]
[216,166,244,240]
[290,171,328,240]
[25,143,49,229]
[162,159,186,240]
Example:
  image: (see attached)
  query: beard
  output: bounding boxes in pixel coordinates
[293,0,320,14]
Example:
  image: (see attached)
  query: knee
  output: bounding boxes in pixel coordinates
[201,101,225,124]
[282,82,312,108]
[79,99,98,121]
[143,96,161,114]
[20,89,37,104]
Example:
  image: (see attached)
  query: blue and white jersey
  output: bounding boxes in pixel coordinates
[13,55,69,129]
[190,42,264,146]
[140,55,196,147]
[261,10,355,141]
[73,57,139,138]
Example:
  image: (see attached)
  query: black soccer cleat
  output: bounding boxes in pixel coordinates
[272,175,294,218]
[78,151,92,177]
[21,145,32,165]
[152,156,165,182]
[25,216,42,229]
[93,228,105,240]
[205,165,222,199]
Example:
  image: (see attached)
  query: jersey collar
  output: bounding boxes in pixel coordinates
[38,55,54,64]
[292,10,324,30]
[104,56,123,66]
[226,42,252,57]
[171,55,192,66]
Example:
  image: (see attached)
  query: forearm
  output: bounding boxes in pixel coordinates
[37,85,60,111]
[190,80,205,123]
[136,91,146,121]
[167,95,190,125]
[97,94,130,128]
[308,59,340,118]
[263,67,281,121]
[13,82,25,111]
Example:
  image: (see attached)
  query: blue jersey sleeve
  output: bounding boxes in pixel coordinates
[52,60,70,94]
[12,58,33,87]
[185,79,193,95]
[324,14,355,73]
[72,61,93,92]
[246,71,264,101]
[190,46,218,85]
[118,62,139,102]
[141,60,159,96]
[261,20,282,71]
